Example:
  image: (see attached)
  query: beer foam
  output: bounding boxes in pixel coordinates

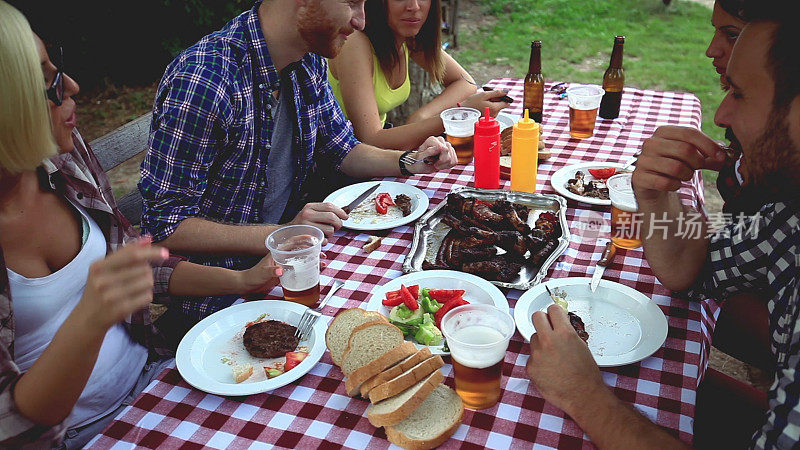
[607,173,637,211]
[279,255,320,291]
[449,326,507,368]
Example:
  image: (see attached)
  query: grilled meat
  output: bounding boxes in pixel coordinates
[395,194,413,216]
[243,320,299,358]
[566,171,586,195]
[462,257,522,282]
[497,231,531,258]
[513,204,530,221]
[566,171,609,200]
[568,312,590,342]
[424,193,562,283]
[493,200,531,234]
[535,212,561,239]
[447,194,504,225]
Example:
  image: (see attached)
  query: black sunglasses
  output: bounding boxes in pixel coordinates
[45,46,64,106]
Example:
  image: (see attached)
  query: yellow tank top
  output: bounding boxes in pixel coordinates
[328,43,411,127]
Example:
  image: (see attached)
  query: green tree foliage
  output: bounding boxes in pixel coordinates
[10,0,251,89]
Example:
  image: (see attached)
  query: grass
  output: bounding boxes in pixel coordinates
[453,0,726,184]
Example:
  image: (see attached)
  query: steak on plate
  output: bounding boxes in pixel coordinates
[243,320,299,358]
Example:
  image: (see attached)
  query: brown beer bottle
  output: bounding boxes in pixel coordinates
[523,41,544,123]
[599,36,625,119]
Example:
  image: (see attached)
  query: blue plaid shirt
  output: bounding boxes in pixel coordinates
[689,200,800,448]
[139,3,359,319]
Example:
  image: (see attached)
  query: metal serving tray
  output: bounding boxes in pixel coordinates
[402,187,571,291]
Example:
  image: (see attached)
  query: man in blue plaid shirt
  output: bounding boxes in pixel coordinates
[524,2,800,448]
[139,1,456,321]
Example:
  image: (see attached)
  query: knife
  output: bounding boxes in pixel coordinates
[590,241,616,292]
[342,184,381,214]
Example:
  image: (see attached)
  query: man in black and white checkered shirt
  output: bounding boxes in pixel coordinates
[524,1,800,448]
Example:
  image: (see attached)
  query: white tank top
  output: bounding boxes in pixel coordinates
[8,200,148,428]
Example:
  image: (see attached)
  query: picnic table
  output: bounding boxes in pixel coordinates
[88,79,712,449]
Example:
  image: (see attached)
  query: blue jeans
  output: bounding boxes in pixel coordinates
[59,357,175,449]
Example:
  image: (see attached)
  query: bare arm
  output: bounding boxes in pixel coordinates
[157,217,277,256]
[330,33,446,150]
[339,137,457,179]
[406,50,481,123]
[329,34,508,150]
[632,126,727,290]
[527,305,687,449]
[168,254,282,297]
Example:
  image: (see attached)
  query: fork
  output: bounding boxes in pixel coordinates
[399,153,439,167]
[294,280,344,341]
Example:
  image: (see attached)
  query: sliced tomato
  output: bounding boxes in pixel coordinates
[400,284,419,310]
[375,199,388,214]
[285,351,309,371]
[377,193,395,206]
[375,193,395,214]
[428,289,465,302]
[434,297,470,328]
[382,290,405,307]
[588,167,617,179]
[406,285,419,300]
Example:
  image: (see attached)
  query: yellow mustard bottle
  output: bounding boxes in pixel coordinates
[510,109,540,193]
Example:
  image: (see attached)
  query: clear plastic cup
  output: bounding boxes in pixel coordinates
[265,225,324,306]
[441,303,515,409]
[566,84,604,139]
[607,173,642,249]
[440,107,481,164]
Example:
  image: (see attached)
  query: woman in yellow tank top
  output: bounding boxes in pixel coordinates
[328,0,510,151]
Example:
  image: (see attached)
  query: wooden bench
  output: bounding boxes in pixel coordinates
[90,112,150,225]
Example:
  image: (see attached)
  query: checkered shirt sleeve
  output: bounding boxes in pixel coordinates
[688,201,800,448]
[140,59,231,243]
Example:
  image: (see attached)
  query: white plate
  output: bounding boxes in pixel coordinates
[176,300,325,396]
[514,277,668,367]
[324,181,429,231]
[365,270,510,355]
[550,161,628,206]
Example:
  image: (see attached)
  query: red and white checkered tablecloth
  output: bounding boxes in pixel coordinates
[89,80,715,449]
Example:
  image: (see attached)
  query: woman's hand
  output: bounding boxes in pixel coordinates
[239,252,327,296]
[460,90,512,117]
[74,237,167,333]
[240,254,283,294]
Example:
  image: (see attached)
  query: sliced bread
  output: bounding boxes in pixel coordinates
[342,341,416,396]
[359,347,433,397]
[366,370,444,427]
[347,347,421,397]
[385,384,464,450]
[340,322,405,375]
[368,355,444,403]
[325,308,386,367]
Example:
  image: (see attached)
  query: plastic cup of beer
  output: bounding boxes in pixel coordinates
[441,303,515,410]
[440,107,480,164]
[265,225,323,306]
[566,85,604,139]
[607,173,642,249]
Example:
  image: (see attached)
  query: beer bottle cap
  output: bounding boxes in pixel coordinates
[475,107,499,135]
[513,109,540,137]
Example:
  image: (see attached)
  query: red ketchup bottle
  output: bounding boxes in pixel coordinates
[473,107,501,189]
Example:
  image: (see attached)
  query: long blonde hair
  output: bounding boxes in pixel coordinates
[0,0,56,176]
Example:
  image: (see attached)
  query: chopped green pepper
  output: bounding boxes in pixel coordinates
[421,296,442,314]
[414,320,443,346]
